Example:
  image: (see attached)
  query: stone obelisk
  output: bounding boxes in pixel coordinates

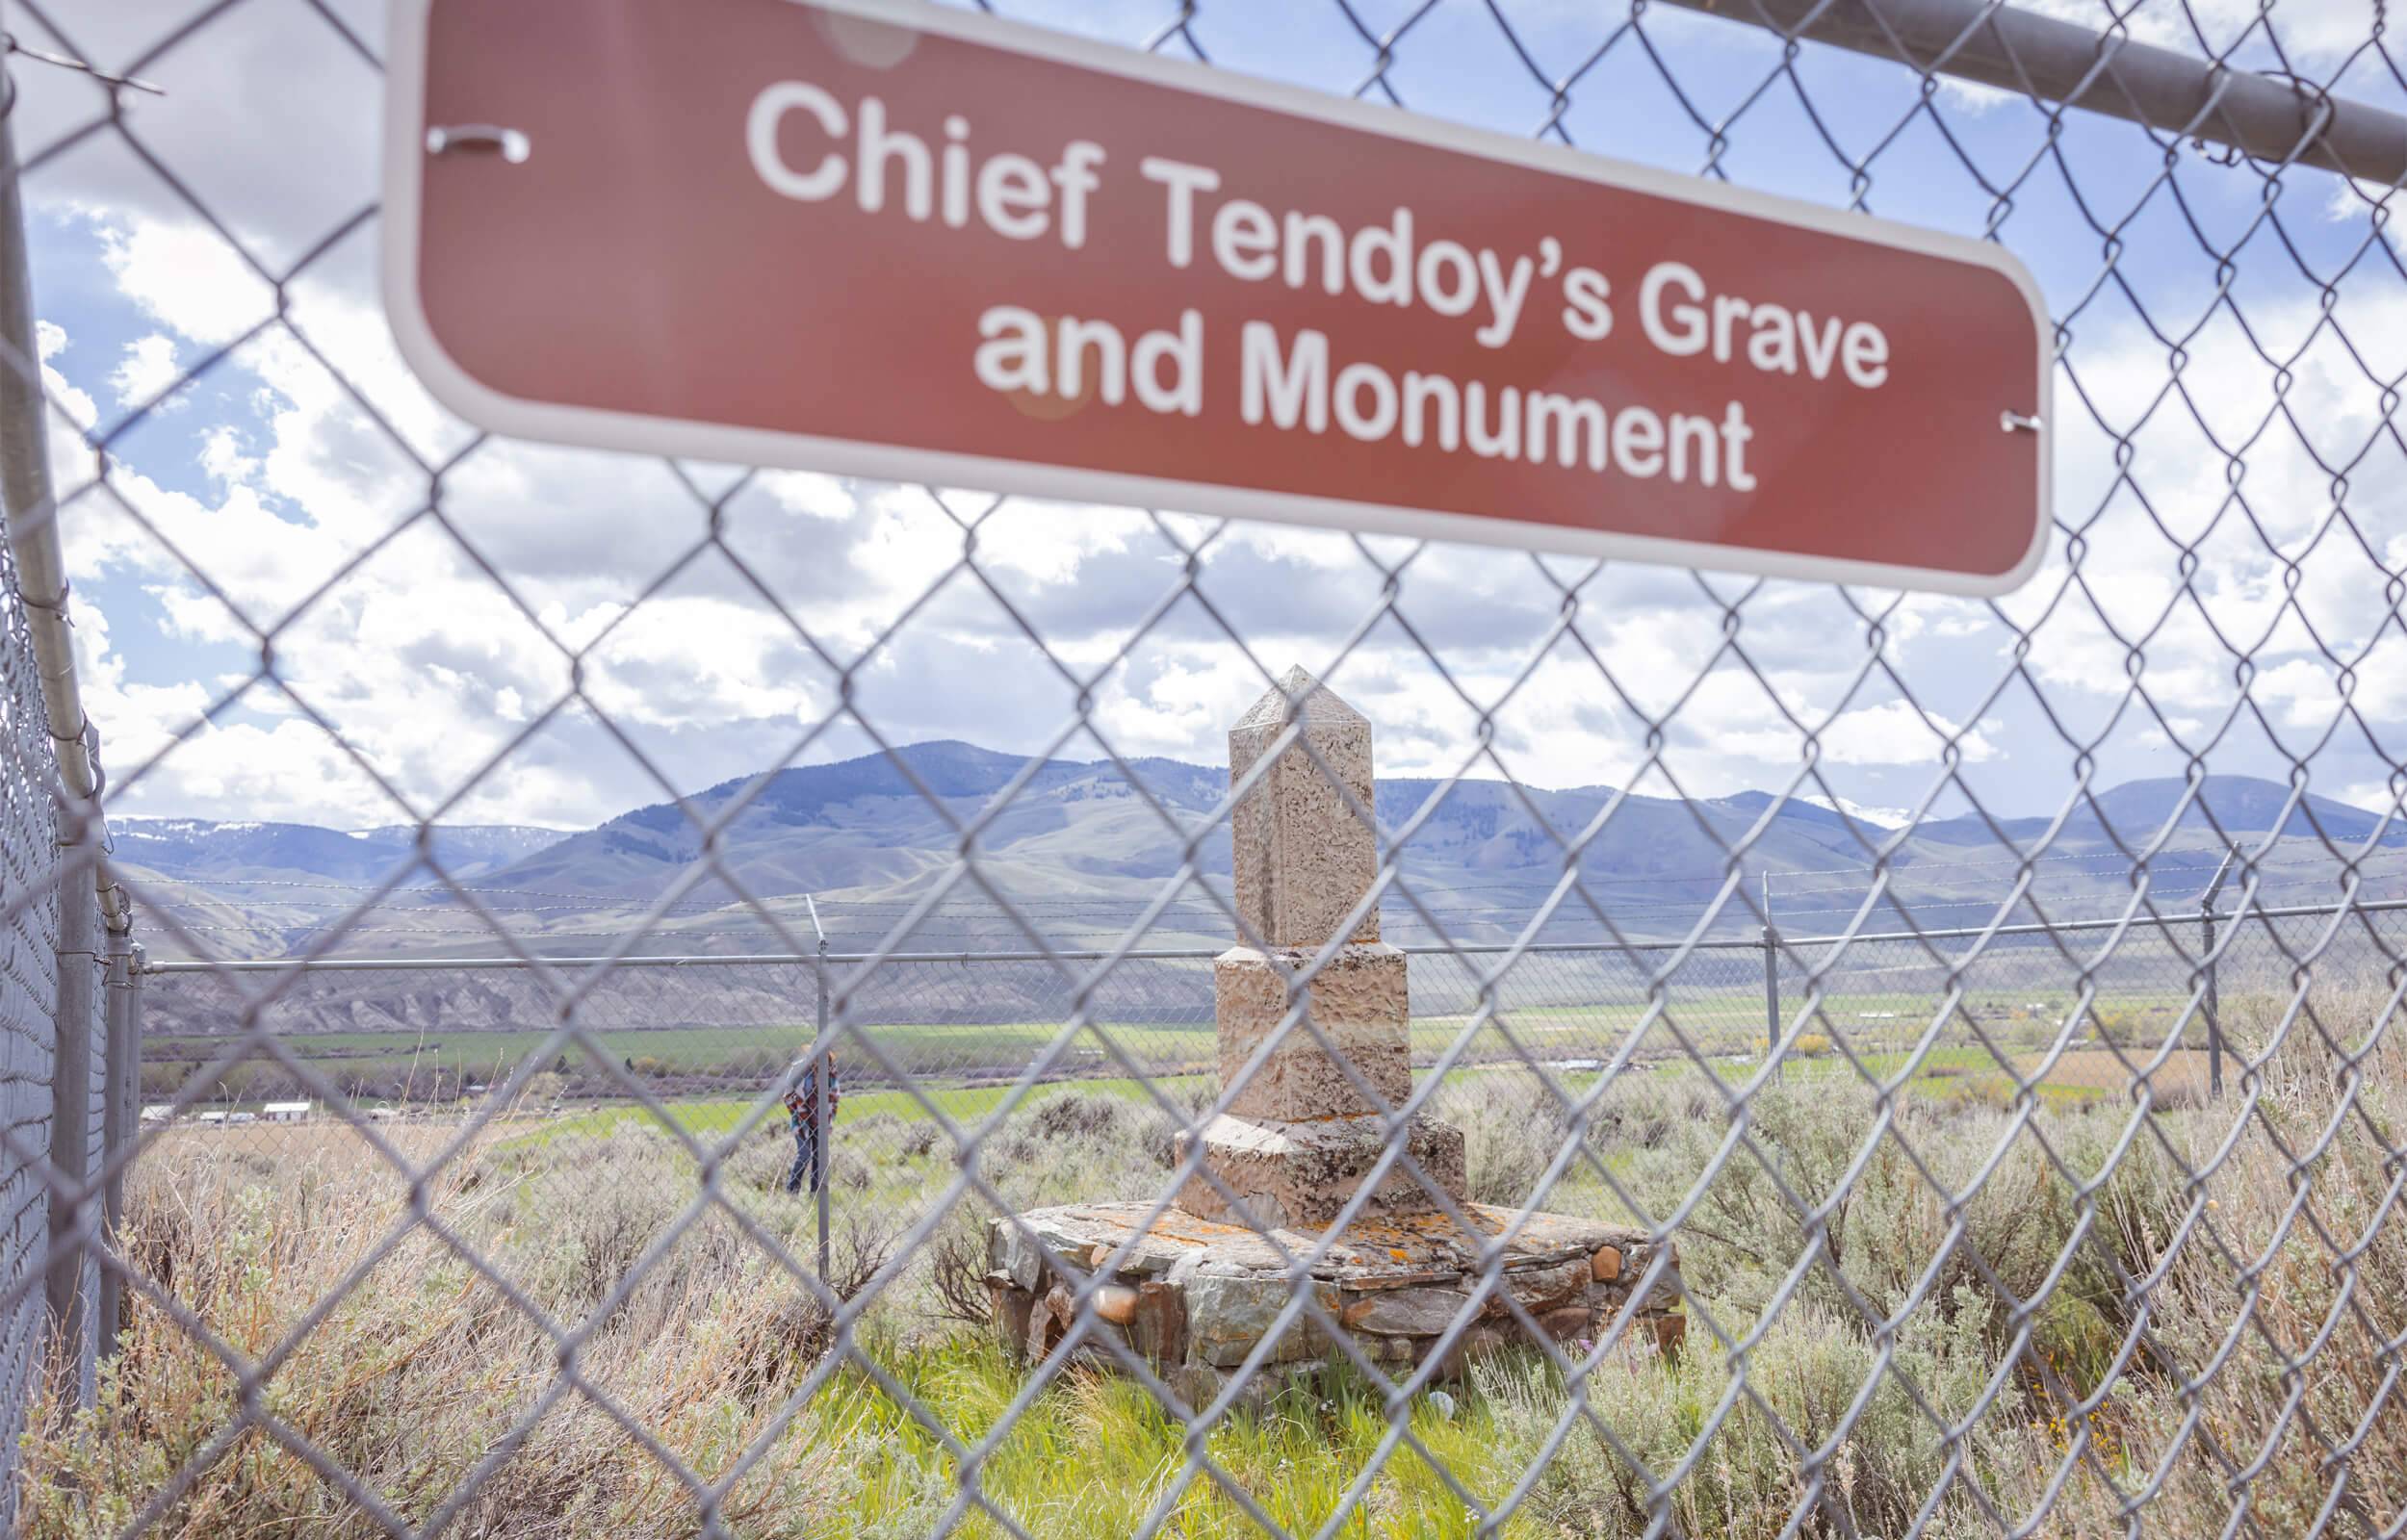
[1175,666,1466,1231]
[986,667,1681,1383]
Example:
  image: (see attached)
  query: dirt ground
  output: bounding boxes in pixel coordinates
[2020,1047,2219,1099]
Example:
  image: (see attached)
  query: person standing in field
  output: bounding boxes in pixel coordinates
[783,1052,840,1195]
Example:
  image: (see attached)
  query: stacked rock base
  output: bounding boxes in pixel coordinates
[1174,1111,1466,1231]
[988,1200,1683,1404]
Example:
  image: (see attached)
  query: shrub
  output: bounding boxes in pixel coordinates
[1134,1105,1185,1169]
[2089,1008,2147,1048]
[36,983,2407,1539]
[925,1207,996,1326]
[1449,1072,1580,1206]
[2144,1076,2205,1114]
[1032,1090,1130,1142]
[1587,1075,1678,1150]
[2005,1019,2056,1052]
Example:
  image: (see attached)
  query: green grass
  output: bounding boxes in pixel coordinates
[48,982,2391,1540]
[150,992,2191,1132]
[141,1020,1221,1107]
[1414,988,2198,1056]
[146,978,2205,1096]
[816,1337,1550,1537]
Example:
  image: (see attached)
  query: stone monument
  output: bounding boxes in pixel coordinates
[988,669,1681,1394]
[1177,670,1467,1231]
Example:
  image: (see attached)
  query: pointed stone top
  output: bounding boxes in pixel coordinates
[1232,666,1367,732]
[1227,664,1378,948]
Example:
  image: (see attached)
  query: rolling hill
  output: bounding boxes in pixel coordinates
[111,741,2401,965]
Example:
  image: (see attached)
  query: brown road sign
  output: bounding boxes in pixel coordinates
[385,0,2052,595]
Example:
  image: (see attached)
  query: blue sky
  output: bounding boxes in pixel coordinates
[19,0,2407,841]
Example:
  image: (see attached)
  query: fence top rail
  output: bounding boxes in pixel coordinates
[140,940,1710,973]
[133,894,2407,974]
[1807,893,2407,950]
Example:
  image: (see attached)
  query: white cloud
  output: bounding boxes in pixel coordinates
[97,220,272,347]
[1935,78,2020,117]
[1715,698,1999,769]
[1825,701,2000,766]
[109,333,182,409]
[26,0,2407,844]
[1800,792,1916,829]
[2011,0,2372,65]
[2335,781,2405,818]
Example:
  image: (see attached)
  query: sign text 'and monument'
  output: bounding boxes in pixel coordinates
[386,0,2051,594]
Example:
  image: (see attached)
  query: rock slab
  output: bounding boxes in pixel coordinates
[988,1200,1684,1391]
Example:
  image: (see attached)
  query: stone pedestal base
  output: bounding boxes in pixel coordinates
[1183,938,1469,1228]
[1176,1112,1466,1231]
[1215,943,1411,1120]
[987,1200,1683,1396]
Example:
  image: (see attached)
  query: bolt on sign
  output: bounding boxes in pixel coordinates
[384,0,2052,595]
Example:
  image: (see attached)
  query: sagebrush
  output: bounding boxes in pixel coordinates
[20,983,2407,1536]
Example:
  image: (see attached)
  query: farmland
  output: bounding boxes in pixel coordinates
[138,977,2210,1119]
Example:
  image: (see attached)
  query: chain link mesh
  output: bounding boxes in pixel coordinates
[0,501,62,1527]
[6,0,2407,1534]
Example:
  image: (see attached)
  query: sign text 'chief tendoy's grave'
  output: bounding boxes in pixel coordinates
[387,0,2051,596]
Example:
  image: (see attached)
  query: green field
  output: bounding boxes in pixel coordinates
[498,1038,2170,1158]
[518,1073,1215,1147]
[140,1019,1222,1105]
[144,981,2202,1120]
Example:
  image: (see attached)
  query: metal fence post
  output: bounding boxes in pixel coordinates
[4,43,135,1416]
[2201,851,2236,1101]
[43,880,97,1407]
[808,894,830,1280]
[96,930,133,1364]
[2201,906,2221,1101]
[1761,872,1781,1080]
[1644,0,2407,186]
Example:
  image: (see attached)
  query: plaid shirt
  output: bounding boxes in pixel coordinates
[783,1063,840,1131]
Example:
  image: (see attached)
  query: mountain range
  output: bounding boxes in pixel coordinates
[113,743,2402,962]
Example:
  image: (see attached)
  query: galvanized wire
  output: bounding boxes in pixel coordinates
[0,491,61,1529]
[5,0,2407,1536]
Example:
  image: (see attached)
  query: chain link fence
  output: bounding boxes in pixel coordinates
[128,898,2407,1214]
[0,512,68,1527]
[9,0,2407,1534]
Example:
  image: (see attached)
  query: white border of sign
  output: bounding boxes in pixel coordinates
[382,0,2055,597]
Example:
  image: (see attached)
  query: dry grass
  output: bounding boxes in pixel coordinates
[18,984,2407,1537]
[2018,1046,2218,1100]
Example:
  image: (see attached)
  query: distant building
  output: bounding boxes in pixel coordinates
[261,1101,312,1123]
[140,1105,174,1124]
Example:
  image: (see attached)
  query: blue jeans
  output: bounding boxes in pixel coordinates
[785,1122,822,1194]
